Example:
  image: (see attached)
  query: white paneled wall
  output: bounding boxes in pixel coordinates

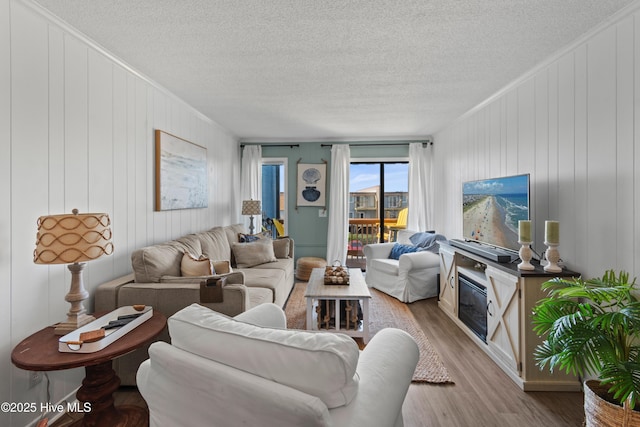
[1,1,240,425]
[433,8,640,281]
[0,0,11,422]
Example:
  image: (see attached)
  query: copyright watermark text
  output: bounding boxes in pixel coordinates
[1,401,91,413]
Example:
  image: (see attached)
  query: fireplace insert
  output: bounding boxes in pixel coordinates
[458,274,487,342]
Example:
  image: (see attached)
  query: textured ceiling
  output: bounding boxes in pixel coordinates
[32,0,636,141]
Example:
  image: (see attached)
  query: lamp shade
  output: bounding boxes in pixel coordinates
[241,200,261,216]
[34,209,114,264]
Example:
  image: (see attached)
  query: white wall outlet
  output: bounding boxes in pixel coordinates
[28,371,42,389]
[319,209,327,217]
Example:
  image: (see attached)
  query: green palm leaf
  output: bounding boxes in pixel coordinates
[532,270,640,408]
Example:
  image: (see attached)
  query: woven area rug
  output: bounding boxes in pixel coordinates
[284,282,454,384]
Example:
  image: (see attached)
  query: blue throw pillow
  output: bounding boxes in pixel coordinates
[409,232,447,253]
[389,243,421,260]
[238,232,271,243]
[239,233,260,242]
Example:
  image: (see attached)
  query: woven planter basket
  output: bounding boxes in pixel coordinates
[584,380,640,427]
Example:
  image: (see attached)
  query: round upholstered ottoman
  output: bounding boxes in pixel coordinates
[296,257,327,281]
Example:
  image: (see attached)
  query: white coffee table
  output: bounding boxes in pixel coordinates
[304,268,371,343]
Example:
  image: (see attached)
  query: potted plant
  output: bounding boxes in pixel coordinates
[532,270,640,426]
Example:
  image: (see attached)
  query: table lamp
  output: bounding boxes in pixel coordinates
[241,200,261,234]
[34,209,114,335]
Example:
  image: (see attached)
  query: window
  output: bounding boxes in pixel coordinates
[349,162,408,234]
[262,159,287,236]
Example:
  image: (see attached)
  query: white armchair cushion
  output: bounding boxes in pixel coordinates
[364,242,394,259]
[168,303,360,409]
[396,229,416,244]
[370,258,400,275]
[233,302,287,328]
[139,342,332,427]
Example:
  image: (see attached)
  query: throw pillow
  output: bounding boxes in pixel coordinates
[231,240,277,268]
[181,253,214,276]
[389,243,421,260]
[169,303,360,409]
[238,231,271,243]
[212,259,231,274]
[409,232,447,253]
[272,237,291,259]
[131,244,183,283]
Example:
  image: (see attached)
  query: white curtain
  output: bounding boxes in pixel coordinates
[326,145,350,264]
[240,145,262,232]
[407,142,433,232]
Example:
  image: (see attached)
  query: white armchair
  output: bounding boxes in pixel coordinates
[137,303,419,427]
[364,229,444,303]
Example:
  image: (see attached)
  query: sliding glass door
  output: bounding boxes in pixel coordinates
[347,161,408,268]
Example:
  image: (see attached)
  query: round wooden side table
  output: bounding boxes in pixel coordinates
[12,311,167,427]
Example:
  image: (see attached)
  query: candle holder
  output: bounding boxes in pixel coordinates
[544,242,562,273]
[517,241,535,270]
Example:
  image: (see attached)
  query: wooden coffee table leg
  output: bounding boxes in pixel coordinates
[71,361,148,427]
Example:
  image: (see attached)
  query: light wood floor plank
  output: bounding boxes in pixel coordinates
[403,297,584,427]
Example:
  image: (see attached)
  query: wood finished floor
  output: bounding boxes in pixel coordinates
[52,297,584,427]
[403,298,584,427]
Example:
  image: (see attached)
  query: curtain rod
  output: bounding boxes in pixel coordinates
[240,143,300,148]
[320,141,433,148]
[240,141,433,148]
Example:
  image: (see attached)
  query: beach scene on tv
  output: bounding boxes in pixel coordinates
[462,174,529,252]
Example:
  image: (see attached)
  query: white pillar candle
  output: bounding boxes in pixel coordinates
[518,220,531,242]
[545,220,559,244]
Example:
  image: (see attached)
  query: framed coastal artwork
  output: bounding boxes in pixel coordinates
[155,130,208,211]
[297,163,326,207]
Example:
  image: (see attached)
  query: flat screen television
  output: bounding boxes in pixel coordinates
[462,174,530,253]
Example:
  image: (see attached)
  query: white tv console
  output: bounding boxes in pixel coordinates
[438,242,581,391]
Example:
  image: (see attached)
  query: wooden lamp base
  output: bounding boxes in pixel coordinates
[54,263,95,335]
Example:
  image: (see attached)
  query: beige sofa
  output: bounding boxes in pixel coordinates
[95,223,295,384]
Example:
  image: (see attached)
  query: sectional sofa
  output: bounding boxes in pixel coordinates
[95,223,295,385]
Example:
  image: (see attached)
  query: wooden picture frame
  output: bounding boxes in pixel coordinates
[155,130,208,211]
[297,163,326,207]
